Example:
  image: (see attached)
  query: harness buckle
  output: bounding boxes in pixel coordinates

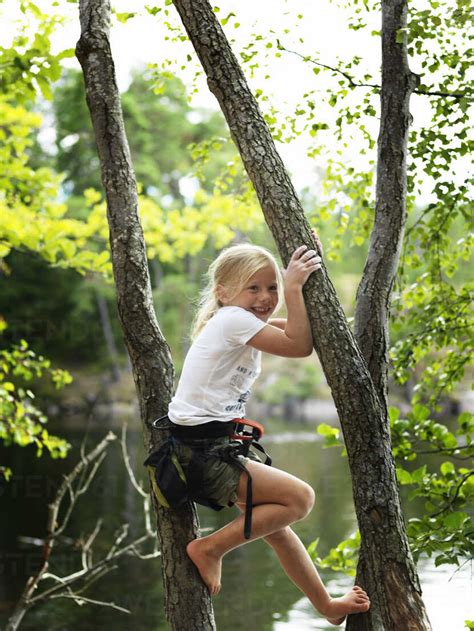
[230,417,265,441]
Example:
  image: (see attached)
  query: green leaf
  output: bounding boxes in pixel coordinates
[317,423,341,447]
[444,511,467,529]
[412,466,427,484]
[389,406,401,422]
[395,28,408,43]
[440,461,455,476]
[396,467,413,484]
[116,12,136,23]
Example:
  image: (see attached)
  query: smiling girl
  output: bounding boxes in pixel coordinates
[165,240,370,625]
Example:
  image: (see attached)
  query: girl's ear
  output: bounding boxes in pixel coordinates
[215,284,228,305]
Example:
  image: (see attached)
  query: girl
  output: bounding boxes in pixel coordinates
[166,240,370,626]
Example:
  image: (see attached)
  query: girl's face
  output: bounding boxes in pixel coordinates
[220,265,279,321]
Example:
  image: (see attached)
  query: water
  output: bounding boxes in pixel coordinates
[0,422,472,630]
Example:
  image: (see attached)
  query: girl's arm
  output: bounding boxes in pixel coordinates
[248,245,321,358]
[268,318,286,330]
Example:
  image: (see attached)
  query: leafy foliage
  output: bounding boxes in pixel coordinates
[0,330,71,481]
[308,531,360,576]
[392,405,473,566]
[0,2,110,477]
[0,97,112,276]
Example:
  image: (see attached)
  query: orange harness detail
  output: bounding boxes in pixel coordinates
[230,417,265,441]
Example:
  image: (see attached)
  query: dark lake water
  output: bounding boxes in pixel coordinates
[0,420,472,630]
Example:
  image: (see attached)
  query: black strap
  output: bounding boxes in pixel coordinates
[249,441,272,467]
[244,470,253,539]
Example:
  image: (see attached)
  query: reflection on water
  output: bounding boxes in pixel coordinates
[0,423,472,630]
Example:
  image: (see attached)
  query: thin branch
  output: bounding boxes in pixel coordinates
[276,41,378,90]
[54,446,110,538]
[277,42,471,99]
[121,422,148,498]
[448,557,472,582]
[49,591,131,614]
[29,532,158,605]
[107,524,129,559]
[413,445,473,459]
[81,518,103,570]
[76,450,108,497]
[431,470,474,517]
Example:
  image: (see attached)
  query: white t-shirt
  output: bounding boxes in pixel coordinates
[168,306,267,425]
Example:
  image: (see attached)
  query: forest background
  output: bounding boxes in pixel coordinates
[0,0,472,628]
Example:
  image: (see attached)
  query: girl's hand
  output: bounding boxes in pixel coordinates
[283,245,322,291]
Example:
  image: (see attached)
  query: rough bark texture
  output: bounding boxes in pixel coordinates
[354,0,419,405]
[171,0,431,629]
[75,2,215,629]
[350,3,424,629]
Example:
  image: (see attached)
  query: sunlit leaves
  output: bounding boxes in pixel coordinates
[0,99,112,277]
[115,12,136,24]
[317,422,342,448]
[0,337,71,479]
[0,1,73,103]
[88,187,263,264]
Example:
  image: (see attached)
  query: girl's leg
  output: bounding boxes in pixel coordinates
[187,461,370,623]
[187,461,314,594]
[263,526,369,625]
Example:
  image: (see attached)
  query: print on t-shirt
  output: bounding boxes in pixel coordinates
[225,364,257,413]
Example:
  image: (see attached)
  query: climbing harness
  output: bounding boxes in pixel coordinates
[144,415,272,539]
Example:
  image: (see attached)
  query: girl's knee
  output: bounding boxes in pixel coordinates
[301,482,315,519]
[292,481,315,520]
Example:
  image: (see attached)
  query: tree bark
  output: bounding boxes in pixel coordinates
[354,0,419,405]
[75,2,215,629]
[171,0,431,628]
[350,3,423,629]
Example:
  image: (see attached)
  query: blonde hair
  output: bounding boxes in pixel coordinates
[192,243,283,339]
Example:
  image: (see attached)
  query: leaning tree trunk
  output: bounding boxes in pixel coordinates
[75,2,216,629]
[354,0,419,406]
[351,2,420,627]
[171,0,431,628]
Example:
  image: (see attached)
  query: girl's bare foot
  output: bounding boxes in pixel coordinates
[186,538,223,596]
[324,586,371,625]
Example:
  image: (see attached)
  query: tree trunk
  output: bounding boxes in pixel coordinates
[350,3,423,629]
[171,0,431,628]
[75,2,216,629]
[354,0,419,406]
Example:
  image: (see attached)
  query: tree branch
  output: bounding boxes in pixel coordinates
[277,43,470,99]
[5,432,160,631]
[430,471,474,517]
[354,0,419,405]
